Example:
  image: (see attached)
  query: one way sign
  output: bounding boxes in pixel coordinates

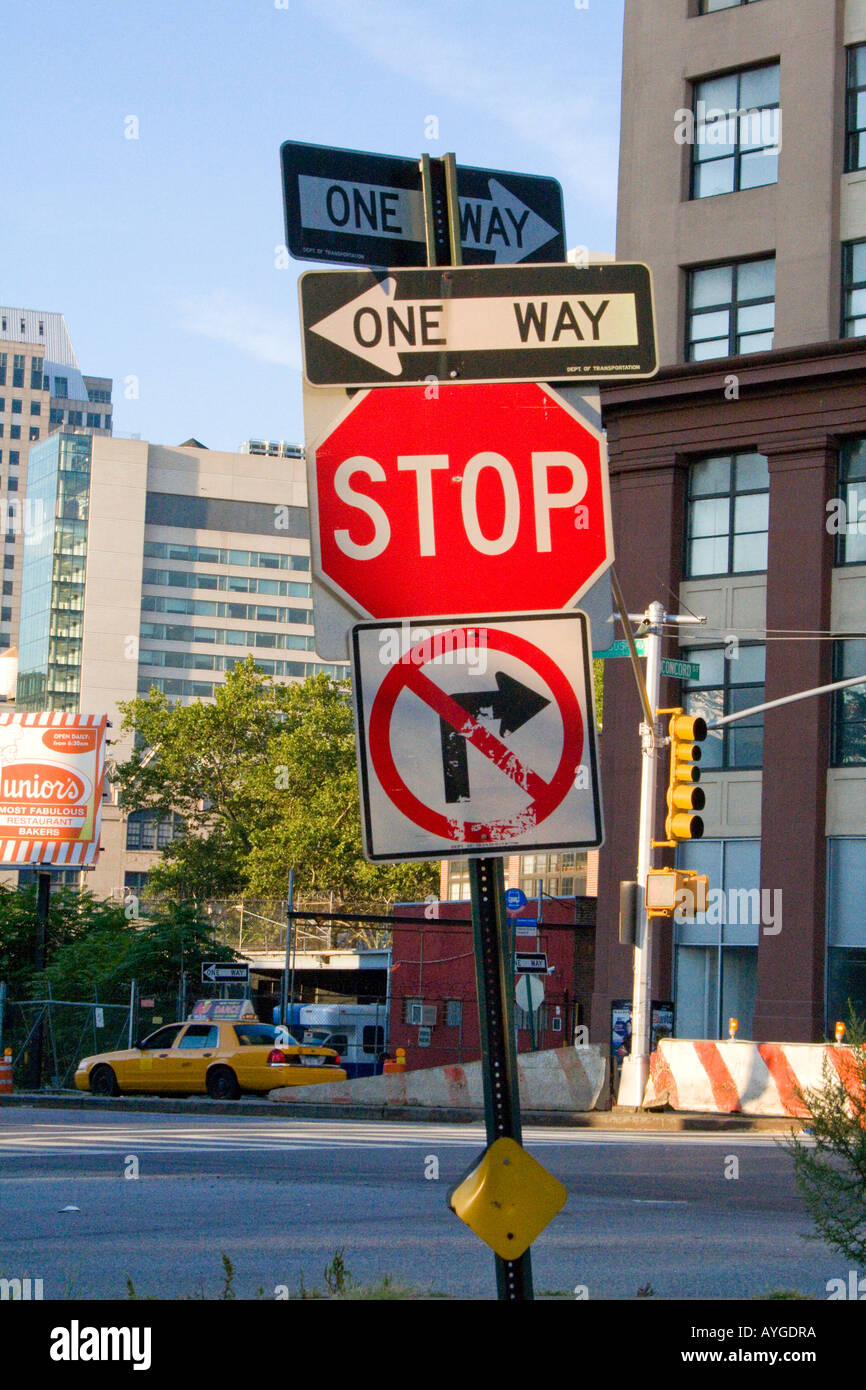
[281,140,565,268]
[300,262,657,387]
[201,962,250,984]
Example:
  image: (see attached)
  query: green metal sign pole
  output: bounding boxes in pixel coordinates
[468,855,534,1300]
[428,151,532,1300]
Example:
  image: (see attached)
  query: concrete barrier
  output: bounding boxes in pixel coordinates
[271,1045,609,1113]
[643,1038,863,1116]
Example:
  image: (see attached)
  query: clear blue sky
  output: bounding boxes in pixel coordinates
[0,0,624,451]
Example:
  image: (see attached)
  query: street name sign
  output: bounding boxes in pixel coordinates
[299,263,657,387]
[281,140,565,267]
[351,612,602,862]
[308,381,613,620]
[201,963,250,984]
[515,952,548,975]
[661,657,700,680]
[593,638,648,660]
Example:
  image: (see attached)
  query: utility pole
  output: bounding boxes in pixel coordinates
[26,869,51,1090]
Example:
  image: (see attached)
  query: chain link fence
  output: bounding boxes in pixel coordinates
[0,996,133,1091]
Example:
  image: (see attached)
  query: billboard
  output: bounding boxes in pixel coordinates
[0,712,108,867]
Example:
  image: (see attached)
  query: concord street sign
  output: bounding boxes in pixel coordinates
[299,262,657,387]
[308,380,614,619]
[281,140,565,267]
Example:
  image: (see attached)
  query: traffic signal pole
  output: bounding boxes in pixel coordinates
[617,600,664,1108]
[615,601,705,1108]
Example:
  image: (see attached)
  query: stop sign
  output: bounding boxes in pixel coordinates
[309,381,612,618]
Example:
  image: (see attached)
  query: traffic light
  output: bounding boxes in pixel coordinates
[664,710,707,844]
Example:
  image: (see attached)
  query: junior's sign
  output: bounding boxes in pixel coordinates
[0,713,107,866]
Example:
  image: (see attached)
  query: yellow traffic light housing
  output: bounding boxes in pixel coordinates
[645,867,710,919]
[654,709,707,847]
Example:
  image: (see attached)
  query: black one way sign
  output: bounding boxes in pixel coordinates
[299,262,658,387]
[281,140,565,268]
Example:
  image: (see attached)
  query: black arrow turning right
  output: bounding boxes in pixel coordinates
[439,671,550,804]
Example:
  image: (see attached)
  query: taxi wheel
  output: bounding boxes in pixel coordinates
[90,1065,119,1098]
[207,1066,240,1100]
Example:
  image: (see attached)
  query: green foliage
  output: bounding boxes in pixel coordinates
[116,659,438,907]
[592,657,604,731]
[784,1007,866,1264]
[0,884,128,996]
[322,1248,352,1296]
[41,899,234,1004]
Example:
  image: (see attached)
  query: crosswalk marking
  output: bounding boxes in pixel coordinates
[0,1117,787,1157]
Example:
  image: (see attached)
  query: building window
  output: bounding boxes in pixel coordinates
[683,644,765,769]
[11,400,21,415]
[675,839,761,1039]
[686,258,775,360]
[124,871,150,894]
[847,46,866,172]
[67,411,83,427]
[7,477,17,491]
[125,809,185,851]
[86,413,100,429]
[699,0,764,10]
[0,354,6,386]
[3,557,13,570]
[30,401,41,416]
[843,240,866,338]
[9,426,20,440]
[691,65,779,199]
[835,438,866,565]
[8,452,18,467]
[49,408,64,425]
[12,356,24,388]
[2,582,11,596]
[29,428,39,442]
[686,452,769,576]
[53,377,68,399]
[29,358,43,390]
[832,642,866,765]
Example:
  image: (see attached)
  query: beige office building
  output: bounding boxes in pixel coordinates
[15,433,344,898]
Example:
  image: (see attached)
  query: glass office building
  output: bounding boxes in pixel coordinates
[17,432,91,712]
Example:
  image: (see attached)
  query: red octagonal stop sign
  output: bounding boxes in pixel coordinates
[309,381,613,618]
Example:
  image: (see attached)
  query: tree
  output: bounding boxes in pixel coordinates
[41,899,234,1004]
[116,659,439,907]
[785,1010,866,1263]
[0,885,128,996]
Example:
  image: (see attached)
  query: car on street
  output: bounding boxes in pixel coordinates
[75,1020,346,1099]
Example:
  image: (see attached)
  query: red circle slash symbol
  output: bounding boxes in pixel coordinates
[367,626,584,846]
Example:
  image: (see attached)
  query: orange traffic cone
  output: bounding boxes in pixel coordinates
[0,1050,12,1095]
[383,1047,407,1074]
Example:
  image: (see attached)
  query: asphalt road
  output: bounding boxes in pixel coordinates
[0,1107,844,1300]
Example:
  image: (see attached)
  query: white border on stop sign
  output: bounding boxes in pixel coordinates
[301,380,613,661]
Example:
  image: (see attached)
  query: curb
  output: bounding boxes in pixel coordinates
[0,1092,803,1132]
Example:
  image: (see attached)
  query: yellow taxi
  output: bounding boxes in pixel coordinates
[75,1017,346,1100]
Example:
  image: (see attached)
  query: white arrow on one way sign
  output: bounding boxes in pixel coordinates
[458,179,558,263]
